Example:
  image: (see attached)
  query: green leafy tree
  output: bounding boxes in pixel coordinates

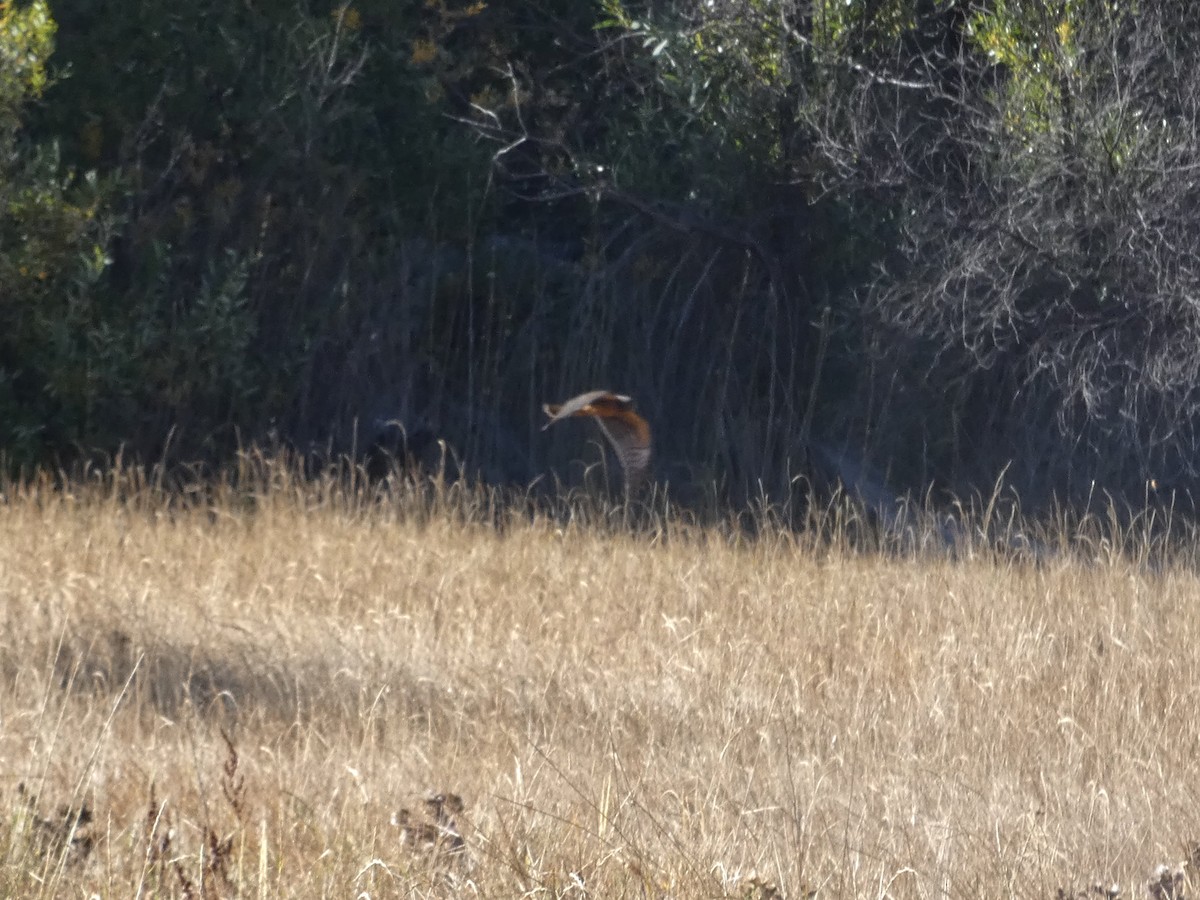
[0,0,115,465]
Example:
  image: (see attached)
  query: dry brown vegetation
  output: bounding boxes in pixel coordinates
[3,462,1200,898]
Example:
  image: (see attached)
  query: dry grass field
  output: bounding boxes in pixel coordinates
[3,463,1200,899]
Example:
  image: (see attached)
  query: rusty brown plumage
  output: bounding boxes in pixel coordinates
[542,390,652,492]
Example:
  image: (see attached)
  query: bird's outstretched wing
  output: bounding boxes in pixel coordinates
[542,390,652,490]
[542,390,631,423]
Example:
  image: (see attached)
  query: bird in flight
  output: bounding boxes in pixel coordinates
[542,390,652,493]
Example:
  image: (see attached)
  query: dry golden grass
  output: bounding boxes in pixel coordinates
[2,463,1200,898]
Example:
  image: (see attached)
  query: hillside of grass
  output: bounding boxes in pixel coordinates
[1,465,1198,898]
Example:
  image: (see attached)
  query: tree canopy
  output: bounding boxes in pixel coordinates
[3,0,1199,510]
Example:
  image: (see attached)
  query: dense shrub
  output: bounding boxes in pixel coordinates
[471,0,1200,504]
[9,0,499,463]
[0,0,115,465]
[5,0,1200,511]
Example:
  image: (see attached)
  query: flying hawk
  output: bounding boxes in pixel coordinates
[542,390,652,493]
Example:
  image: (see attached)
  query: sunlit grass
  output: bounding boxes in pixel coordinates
[1,457,1198,898]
